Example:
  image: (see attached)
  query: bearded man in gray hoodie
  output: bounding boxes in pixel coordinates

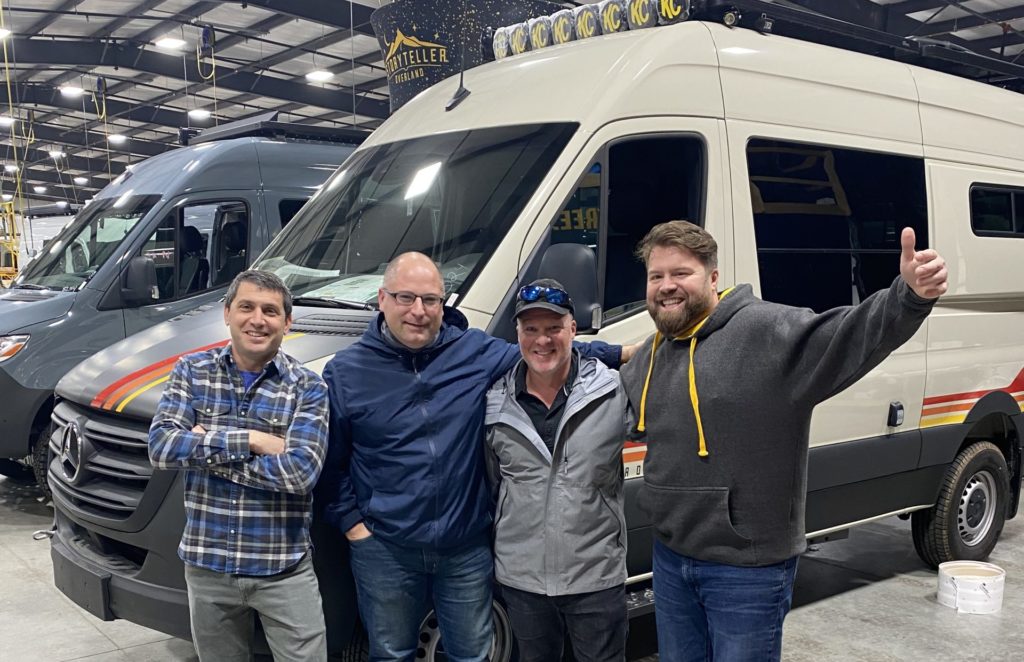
[620,221,948,662]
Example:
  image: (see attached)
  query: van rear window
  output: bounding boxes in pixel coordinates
[970,186,1024,237]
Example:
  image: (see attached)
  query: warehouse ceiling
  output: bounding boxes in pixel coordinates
[3,0,1024,207]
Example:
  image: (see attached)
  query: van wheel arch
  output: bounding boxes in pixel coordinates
[29,398,55,497]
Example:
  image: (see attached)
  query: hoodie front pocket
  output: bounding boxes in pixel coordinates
[640,482,756,564]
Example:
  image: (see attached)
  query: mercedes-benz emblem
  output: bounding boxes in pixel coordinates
[60,419,85,484]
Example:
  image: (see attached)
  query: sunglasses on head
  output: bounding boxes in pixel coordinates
[517,285,571,306]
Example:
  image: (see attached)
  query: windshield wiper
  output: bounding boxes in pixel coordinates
[12,283,51,290]
[292,296,377,311]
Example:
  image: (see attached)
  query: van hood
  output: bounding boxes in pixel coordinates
[0,288,76,333]
[56,303,374,422]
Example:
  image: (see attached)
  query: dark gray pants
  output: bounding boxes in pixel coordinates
[184,554,327,662]
[500,583,628,662]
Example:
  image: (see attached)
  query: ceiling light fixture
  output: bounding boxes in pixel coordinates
[3,164,16,172]
[0,116,14,127]
[156,37,186,50]
[108,134,127,145]
[49,150,66,160]
[305,70,334,83]
[74,176,89,185]
[0,29,10,40]
[188,108,212,120]
[59,85,84,97]
[34,186,47,194]
[56,201,68,208]
[1,194,11,201]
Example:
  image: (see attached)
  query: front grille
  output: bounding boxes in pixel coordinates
[50,401,152,520]
[291,312,372,336]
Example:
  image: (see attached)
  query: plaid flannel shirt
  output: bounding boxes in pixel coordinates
[149,345,328,575]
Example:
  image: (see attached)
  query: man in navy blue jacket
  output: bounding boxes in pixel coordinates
[318,252,625,660]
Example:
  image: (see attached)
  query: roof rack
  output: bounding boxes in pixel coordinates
[485,0,1024,94]
[183,111,372,147]
[697,0,1024,91]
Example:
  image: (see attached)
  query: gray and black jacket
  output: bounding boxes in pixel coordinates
[485,353,628,596]
[621,277,935,567]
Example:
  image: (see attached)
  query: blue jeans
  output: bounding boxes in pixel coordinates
[652,540,798,662]
[348,533,493,661]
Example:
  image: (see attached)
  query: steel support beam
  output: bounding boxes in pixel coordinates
[209,1,377,36]
[12,38,390,120]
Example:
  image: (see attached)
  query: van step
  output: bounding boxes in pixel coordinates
[626,585,655,617]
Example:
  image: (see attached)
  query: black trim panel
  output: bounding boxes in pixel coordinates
[806,429,921,492]
[806,466,947,534]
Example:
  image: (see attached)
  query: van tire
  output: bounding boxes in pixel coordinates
[416,599,514,661]
[31,424,53,499]
[911,441,1009,568]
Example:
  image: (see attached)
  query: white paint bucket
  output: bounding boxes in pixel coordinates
[937,561,1005,614]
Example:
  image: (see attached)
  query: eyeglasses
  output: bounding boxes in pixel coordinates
[383,289,444,308]
[517,285,571,306]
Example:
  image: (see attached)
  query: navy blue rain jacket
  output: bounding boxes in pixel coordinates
[318,307,620,550]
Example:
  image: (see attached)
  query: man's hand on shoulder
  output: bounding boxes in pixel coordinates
[249,430,287,455]
[899,227,948,300]
[345,521,372,542]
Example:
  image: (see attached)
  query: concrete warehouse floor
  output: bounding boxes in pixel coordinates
[1,475,1022,661]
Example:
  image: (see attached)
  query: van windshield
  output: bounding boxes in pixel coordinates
[15,194,161,290]
[256,123,578,303]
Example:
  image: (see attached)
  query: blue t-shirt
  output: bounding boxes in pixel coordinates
[240,370,261,390]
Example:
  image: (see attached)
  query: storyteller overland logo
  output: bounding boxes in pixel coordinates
[384,28,449,85]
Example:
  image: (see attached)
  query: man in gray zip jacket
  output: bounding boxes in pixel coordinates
[485,279,630,662]
[622,221,948,662]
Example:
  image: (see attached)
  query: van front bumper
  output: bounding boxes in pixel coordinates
[50,507,192,641]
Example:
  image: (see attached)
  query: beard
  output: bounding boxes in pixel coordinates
[648,288,714,338]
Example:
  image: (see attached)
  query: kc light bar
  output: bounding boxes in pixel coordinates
[491,0,691,60]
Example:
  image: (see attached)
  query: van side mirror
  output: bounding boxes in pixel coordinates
[121,256,159,307]
[537,243,601,333]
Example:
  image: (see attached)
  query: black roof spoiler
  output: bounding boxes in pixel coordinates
[181,111,372,147]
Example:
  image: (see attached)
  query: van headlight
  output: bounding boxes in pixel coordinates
[0,335,29,363]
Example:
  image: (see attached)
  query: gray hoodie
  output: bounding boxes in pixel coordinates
[621,277,934,566]
[485,354,628,595]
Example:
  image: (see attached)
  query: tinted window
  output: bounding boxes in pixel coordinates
[971,186,1024,236]
[551,135,705,321]
[748,139,928,312]
[142,200,249,302]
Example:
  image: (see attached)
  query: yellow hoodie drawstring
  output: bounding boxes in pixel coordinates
[636,288,735,457]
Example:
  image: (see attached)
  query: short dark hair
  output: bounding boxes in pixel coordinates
[225,270,293,317]
[635,221,718,270]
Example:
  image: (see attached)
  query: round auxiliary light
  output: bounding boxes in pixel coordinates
[528,16,553,51]
[550,9,576,45]
[574,4,603,40]
[509,21,531,56]
[658,0,691,24]
[626,0,659,29]
[492,26,511,60]
[600,0,629,34]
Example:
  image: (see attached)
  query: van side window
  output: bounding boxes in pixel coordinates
[278,199,307,232]
[971,186,1024,236]
[140,200,249,302]
[747,139,928,313]
[551,136,705,322]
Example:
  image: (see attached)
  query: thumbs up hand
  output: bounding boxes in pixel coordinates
[899,227,948,300]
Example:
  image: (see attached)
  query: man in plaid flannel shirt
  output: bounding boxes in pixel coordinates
[149,270,328,662]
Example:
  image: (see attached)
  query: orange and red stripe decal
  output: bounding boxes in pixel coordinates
[90,333,306,413]
[920,367,1024,428]
[91,340,230,411]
